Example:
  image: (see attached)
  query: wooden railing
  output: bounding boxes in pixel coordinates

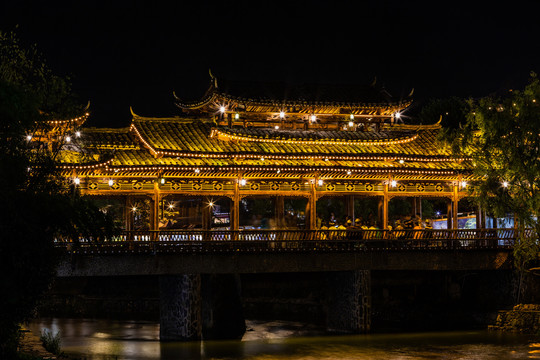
[55,229,534,254]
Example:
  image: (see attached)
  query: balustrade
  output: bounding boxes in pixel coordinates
[54,228,531,254]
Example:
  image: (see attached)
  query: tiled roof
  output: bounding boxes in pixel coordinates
[131,117,452,158]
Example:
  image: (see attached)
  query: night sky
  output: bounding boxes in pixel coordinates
[1,1,539,127]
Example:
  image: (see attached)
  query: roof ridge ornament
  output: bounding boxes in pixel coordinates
[209,68,218,88]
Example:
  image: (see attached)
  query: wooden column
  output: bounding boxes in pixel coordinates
[125,195,135,231]
[382,185,389,229]
[307,182,317,230]
[231,182,240,231]
[446,198,452,230]
[452,185,459,229]
[275,196,285,229]
[151,183,160,231]
[346,195,355,221]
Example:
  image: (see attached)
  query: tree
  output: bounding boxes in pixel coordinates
[451,74,540,301]
[0,30,115,357]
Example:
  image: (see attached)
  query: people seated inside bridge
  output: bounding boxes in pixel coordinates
[413,221,423,239]
[337,222,347,239]
[394,220,405,240]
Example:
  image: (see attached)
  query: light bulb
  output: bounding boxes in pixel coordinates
[108,179,114,186]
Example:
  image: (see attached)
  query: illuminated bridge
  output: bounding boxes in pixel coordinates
[55,228,525,341]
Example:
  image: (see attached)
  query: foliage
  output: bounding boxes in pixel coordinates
[447,73,540,273]
[0,30,116,356]
[39,329,62,355]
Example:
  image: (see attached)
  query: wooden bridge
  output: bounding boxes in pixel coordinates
[54,228,529,341]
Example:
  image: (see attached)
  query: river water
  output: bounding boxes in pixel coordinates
[28,318,540,360]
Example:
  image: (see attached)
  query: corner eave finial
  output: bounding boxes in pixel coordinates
[130,106,138,118]
[209,68,218,88]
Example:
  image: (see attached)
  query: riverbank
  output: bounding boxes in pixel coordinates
[489,304,540,334]
[17,327,58,360]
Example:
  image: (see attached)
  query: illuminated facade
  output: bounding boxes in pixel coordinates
[54,76,476,231]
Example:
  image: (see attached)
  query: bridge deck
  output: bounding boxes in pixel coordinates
[56,229,521,254]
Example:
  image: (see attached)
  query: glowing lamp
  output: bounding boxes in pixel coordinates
[65,136,71,143]
[132,206,137,212]
[317,179,323,186]
[460,181,467,188]
[279,111,285,119]
[26,135,32,141]
[502,181,508,188]
[347,170,352,175]
[235,113,240,119]
[219,106,226,113]
[399,159,404,164]
[310,115,316,122]
[160,178,165,185]
[350,114,354,120]
[390,180,397,187]
[194,168,200,174]
[168,204,174,210]
[75,131,81,137]
[395,112,401,119]
[348,121,354,127]
[108,179,114,187]
[240,178,246,186]
[275,125,280,130]
[73,177,80,185]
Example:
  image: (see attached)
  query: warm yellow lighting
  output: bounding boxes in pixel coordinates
[502,181,508,188]
[390,180,397,187]
[274,125,279,130]
[347,170,352,175]
[208,201,214,208]
[194,168,200,174]
[350,114,354,120]
[235,113,240,119]
[168,203,175,210]
[317,179,323,186]
[279,111,285,119]
[310,115,316,122]
[108,179,114,186]
[219,106,226,113]
[160,178,165,185]
[460,181,467,188]
[26,135,32,141]
[75,131,81,137]
[348,121,354,127]
[395,112,401,119]
[399,159,404,164]
[240,178,246,186]
[260,157,265,161]
[65,136,71,143]
[132,206,137,212]
[73,177,80,185]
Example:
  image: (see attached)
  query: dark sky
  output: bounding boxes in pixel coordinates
[1,1,539,127]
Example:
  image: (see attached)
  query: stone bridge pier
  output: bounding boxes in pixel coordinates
[159,270,372,341]
[159,273,246,341]
[326,270,371,333]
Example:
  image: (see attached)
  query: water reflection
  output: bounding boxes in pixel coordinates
[27,318,538,360]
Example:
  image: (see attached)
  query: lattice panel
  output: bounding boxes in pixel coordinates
[322,182,384,192]
[389,182,451,193]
